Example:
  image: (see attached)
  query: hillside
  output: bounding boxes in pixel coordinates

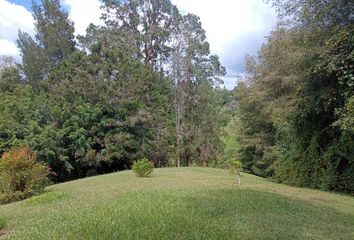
[0,168,353,239]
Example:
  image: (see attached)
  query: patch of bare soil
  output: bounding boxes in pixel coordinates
[0,228,10,239]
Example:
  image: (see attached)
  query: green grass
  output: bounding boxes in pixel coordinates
[0,168,353,239]
[222,116,240,161]
[0,217,5,230]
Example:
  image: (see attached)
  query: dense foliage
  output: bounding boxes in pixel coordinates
[132,158,154,177]
[0,147,49,204]
[0,0,226,183]
[1,0,352,194]
[228,160,242,175]
[236,0,354,192]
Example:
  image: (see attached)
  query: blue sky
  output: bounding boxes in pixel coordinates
[0,0,277,89]
[7,0,31,9]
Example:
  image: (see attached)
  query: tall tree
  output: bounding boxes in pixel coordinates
[17,0,75,91]
[0,0,228,183]
[170,13,226,167]
[17,31,46,92]
[102,0,179,70]
[0,56,21,92]
[237,0,354,192]
[32,0,76,64]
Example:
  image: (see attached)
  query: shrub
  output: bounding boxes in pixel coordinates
[0,147,49,204]
[132,158,153,177]
[228,159,243,186]
[228,159,243,175]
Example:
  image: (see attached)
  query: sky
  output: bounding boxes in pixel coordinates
[0,0,277,89]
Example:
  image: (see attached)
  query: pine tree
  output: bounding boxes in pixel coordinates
[17,0,76,91]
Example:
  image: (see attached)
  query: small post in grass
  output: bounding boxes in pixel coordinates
[229,159,243,186]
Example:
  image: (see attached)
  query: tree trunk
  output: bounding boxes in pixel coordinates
[236,173,241,186]
[174,56,181,168]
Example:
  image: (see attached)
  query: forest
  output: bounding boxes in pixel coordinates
[0,0,353,194]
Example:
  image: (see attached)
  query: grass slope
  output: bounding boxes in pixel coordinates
[222,116,240,161]
[0,168,353,240]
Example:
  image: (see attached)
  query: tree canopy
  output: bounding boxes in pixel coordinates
[0,0,352,194]
[236,0,354,192]
[0,0,227,182]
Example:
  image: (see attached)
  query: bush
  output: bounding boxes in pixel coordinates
[228,159,243,186]
[132,158,153,177]
[228,159,243,175]
[0,147,49,204]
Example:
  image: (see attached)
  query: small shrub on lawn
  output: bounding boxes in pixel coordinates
[0,147,49,204]
[132,158,153,177]
[228,159,243,174]
[228,159,243,185]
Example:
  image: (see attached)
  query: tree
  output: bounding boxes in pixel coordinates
[0,56,21,92]
[229,160,242,186]
[102,0,179,70]
[17,31,46,92]
[101,0,226,167]
[0,0,228,184]
[17,0,75,91]
[237,0,354,192]
[170,13,226,167]
[32,0,76,64]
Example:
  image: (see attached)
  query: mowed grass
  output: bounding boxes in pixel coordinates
[0,168,353,240]
[0,218,5,231]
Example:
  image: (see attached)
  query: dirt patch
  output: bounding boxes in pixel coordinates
[0,228,10,239]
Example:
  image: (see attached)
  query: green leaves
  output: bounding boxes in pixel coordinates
[0,0,227,183]
[237,0,354,192]
[17,0,76,92]
[0,147,49,204]
[132,158,154,177]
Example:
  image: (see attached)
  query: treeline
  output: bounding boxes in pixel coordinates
[0,0,228,182]
[235,0,354,193]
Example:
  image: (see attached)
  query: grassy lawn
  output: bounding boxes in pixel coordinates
[222,116,240,161]
[0,167,353,239]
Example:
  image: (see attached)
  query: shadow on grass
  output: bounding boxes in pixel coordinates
[0,217,5,230]
[0,217,8,238]
[175,189,354,239]
[18,188,353,240]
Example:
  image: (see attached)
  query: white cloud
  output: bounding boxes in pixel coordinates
[172,0,277,89]
[61,0,104,36]
[221,76,238,90]
[0,0,33,59]
[0,39,20,57]
[0,0,34,42]
[172,0,276,53]
[0,0,276,89]
[0,0,104,59]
